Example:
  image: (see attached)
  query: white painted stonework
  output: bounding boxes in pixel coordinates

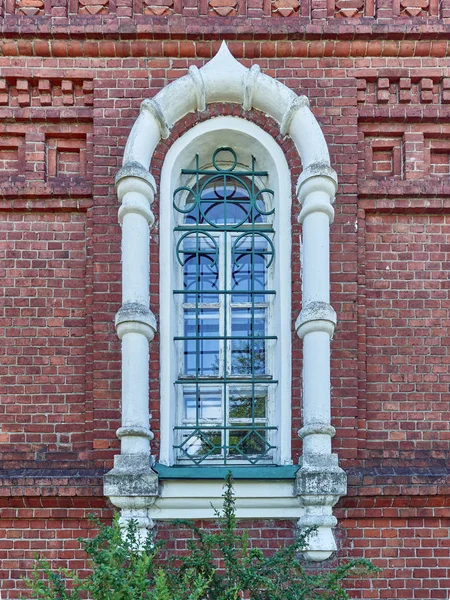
[105,42,347,562]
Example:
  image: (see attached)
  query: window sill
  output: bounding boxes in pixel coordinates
[144,464,302,521]
[154,463,298,480]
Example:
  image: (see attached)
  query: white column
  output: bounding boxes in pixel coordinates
[115,172,156,456]
[295,165,347,562]
[104,164,159,536]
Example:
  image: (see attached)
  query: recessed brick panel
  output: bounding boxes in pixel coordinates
[364,214,450,467]
[0,135,25,180]
[46,137,87,180]
[0,212,87,469]
[365,138,403,178]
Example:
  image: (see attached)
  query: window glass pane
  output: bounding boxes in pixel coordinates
[174,149,276,465]
[198,177,262,226]
[231,234,270,303]
[183,387,222,421]
[178,388,222,461]
[229,390,266,420]
[182,235,219,303]
[231,307,266,375]
[183,309,219,376]
[228,429,268,457]
[201,187,250,225]
[179,430,222,460]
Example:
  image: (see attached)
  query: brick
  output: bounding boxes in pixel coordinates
[0,11,449,600]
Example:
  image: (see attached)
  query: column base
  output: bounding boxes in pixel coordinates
[295,453,347,562]
[104,454,159,543]
[104,453,159,498]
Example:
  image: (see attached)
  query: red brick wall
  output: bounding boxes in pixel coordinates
[1,212,89,469]
[364,214,450,468]
[1,3,450,597]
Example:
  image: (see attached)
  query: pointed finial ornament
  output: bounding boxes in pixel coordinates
[202,41,246,77]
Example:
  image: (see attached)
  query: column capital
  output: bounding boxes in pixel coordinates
[298,422,336,439]
[115,302,157,341]
[296,162,338,201]
[117,425,154,441]
[296,164,337,225]
[116,161,156,204]
[296,301,336,339]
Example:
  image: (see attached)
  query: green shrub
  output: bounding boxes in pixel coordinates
[22,474,378,600]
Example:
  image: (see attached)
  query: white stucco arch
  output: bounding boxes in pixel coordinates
[105,43,347,562]
[120,42,337,188]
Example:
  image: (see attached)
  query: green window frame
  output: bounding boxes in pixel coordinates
[172,147,277,466]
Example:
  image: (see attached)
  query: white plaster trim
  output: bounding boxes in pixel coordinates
[117,426,154,440]
[159,117,292,467]
[243,65,261,111]
[280,96,310,137]
[148,479,302,520]
[116,321,156,342]
[141,98,170,139]
[113,44,346,561]
[121,42,332,175]
[188,66,207,112]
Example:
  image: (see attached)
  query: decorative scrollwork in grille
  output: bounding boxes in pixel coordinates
[173,148,277,465]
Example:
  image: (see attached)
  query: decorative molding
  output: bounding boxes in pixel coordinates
[113,43,344,561]
[208,0,238,16]
[396,0,439,17]
[358,122,450,197]
[46,137,87,180]
[78,0,109,13]
[364,136,403,178]
[15,0,45,16]
[280,95,310,137]
[140,98,170,139]
[0,76,94,109]
[0,80,8,106]
[142,479,304,520]
[122,42,332,173]
[0,124,93,201]
[271,0,300,16]
[143,0,173,15]
[298,422,336,438]
[425,138,450,176]
[0,135,26,180]
[296,301,337,339]
[115,304,157,329]
[188,66,207,112]
[330,0,374,18]
[356,72,445,106]
[243,65,261,111]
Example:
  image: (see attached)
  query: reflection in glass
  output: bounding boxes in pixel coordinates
[229,429,267,457]
[183,309,219,376]
[232,234,270,304]
[229,392,266,420]
[173,149,276,465]
[180,430,222,459]
[183,387,222,421]
[184,177,266,227]
[231,308,266,375]
[182,235,218,303]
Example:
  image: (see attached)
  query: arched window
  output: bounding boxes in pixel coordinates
[159,117,292,469]
[172,148,276,465]
[109,47,344,559]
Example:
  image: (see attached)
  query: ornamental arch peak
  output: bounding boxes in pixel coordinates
[105,42,347,562]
